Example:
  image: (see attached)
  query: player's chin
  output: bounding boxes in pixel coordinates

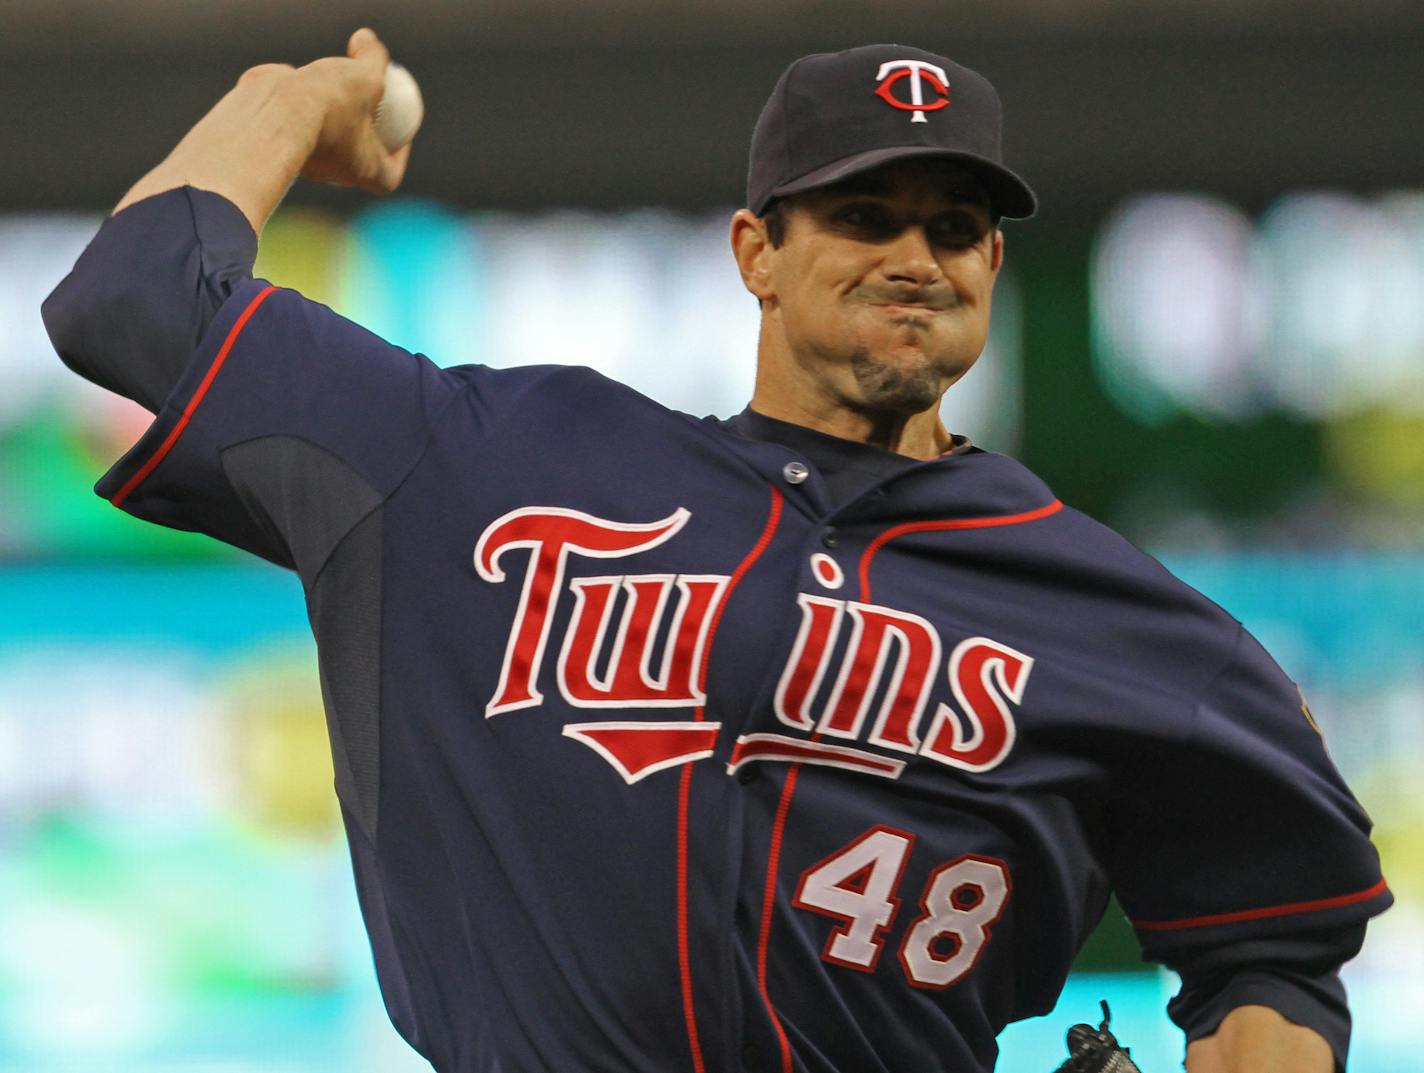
[847,348,945,414]
[867,332,965,379]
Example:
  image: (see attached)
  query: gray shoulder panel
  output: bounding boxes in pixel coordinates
[307,506,384,843]
[221,435,383,582]
[222,434,385,841]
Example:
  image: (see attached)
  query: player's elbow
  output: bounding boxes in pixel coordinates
[42,258,176,413]
[41,266,107,382]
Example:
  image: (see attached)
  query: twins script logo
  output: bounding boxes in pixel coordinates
[475,506,1030,783]
[874,60,950,123]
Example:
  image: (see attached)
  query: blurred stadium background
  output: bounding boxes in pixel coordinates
[2,1,1422,1070]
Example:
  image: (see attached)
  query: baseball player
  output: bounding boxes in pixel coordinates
[43,30,1390,1073]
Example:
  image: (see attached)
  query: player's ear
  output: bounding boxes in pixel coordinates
[991,227,1004,274]
[730,209,776,304]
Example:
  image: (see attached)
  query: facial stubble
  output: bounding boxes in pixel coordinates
[847,342,944,416]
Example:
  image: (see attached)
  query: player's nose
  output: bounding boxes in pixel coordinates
[879,226,942,286]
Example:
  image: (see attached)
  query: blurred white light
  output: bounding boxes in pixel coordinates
[941,267,1023,453]
[0,215,103,426]
[1372,191,1424,411]
[1092,194,1263,424]
[1253,192,1403,417]
[0,647,223,823]
[477,209,765,418]
[479,210,662,376]
[649,212,760,419]
[1093,191,1424,422]
[1,901,165,1055]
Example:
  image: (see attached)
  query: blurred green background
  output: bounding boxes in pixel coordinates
[2,2,1421,1071]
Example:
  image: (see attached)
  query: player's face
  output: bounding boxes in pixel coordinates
[739,160,1003,420]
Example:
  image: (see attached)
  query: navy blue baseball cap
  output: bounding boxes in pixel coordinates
[747,44,1037,220]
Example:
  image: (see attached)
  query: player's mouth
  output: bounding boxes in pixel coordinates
[856,287,959,316]
[872,302,941,316]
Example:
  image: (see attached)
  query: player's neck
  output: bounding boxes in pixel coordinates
[751,321,956,459]
[747,388,951,460]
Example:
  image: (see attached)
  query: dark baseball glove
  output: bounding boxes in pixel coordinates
[1051,1001,1142,1073]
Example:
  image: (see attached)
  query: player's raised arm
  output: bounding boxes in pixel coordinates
[42,26,455,574]
[43,27,417,413]
[113,27,409,235]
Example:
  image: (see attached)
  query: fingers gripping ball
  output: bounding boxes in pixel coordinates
[374,62,424,151]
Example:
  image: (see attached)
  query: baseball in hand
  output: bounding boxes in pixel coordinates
[374,62,424,151]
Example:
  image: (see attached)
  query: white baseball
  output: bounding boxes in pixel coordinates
[373,62,424,151]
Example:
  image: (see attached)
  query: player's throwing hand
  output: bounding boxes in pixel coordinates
[295,28,411,194]
[111,27,410,233]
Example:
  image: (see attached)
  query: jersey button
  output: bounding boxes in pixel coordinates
[782,461,809,485]
[737,766,758,785]
[820,526,838,548]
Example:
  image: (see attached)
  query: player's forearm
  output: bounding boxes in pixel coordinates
[112,65,322,236]
[1184,1005,1335,1073]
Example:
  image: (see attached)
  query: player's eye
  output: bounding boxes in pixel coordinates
[929,214,988,248]
[833,203,895,234]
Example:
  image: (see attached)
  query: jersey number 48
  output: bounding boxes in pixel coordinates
[792,826,1011,989]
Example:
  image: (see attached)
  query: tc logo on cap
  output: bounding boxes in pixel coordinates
[874,60,950,123]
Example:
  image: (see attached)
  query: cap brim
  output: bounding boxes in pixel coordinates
[763,145,1037,220]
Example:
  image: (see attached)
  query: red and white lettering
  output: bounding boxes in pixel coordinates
[919,637,1032,772]
[898,855,1011,989]
[819,602,941,753]
[792,826,916,972]
[810,553,844,590]
[773,596,940,753]
[474,510,1035,784]
[773,594,844,732]
[557,574,728,707]
[727,733,906,780]
[562,721,722,784]
[474,507,690,717]
[793,831,1012,989]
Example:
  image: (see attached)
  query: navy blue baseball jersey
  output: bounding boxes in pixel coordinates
[44,189,1391,1073]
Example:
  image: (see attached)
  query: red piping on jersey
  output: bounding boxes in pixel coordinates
[675,765,706,1073]
[857,500,1064,602]
[676,485,783,1073]
[758,763,801,1073]
[110,284,279,509]
[1130,877,1389,932]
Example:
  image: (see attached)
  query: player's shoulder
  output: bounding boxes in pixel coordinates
[943,445,1058,509]
[961,452,1250,697]
[966,449,1241,623]
[434,361,714,443]
[439,361,668,408]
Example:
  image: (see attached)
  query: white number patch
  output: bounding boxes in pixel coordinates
[793,830,1010,988]
[898,855,1011,989]
[792,826,916,971]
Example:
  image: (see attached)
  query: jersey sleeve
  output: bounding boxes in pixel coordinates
[1173,956,1357,1070]
[1106,624,1390,1057]
[89,276,463,574]
[41,187,258,413]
